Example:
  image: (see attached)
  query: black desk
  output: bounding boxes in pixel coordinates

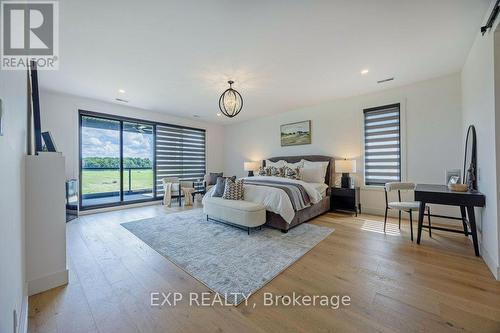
[415,184,486,256]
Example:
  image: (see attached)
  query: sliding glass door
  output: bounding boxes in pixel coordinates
[80,115,121,207]
[122,121,154,202]
[79,110,206,210]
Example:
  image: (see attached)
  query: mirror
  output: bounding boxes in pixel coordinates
[463,125,477,191]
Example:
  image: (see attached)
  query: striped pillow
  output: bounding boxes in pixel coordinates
[222,178,244,200]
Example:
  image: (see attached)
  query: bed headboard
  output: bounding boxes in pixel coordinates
[263,155,334,186]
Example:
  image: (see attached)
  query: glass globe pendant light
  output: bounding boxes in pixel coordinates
[218,80,243,118]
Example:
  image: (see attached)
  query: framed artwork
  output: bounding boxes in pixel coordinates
[280,120,311,146]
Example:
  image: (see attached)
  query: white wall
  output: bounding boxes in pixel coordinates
[0,71,28,332]
[39,90,225,181]
[223,74,463,216]
[461,2,500,279]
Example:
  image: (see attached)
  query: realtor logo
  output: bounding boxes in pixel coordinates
[1,0,59,70]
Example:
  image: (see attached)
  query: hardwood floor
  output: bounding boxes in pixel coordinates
[29,202,500,333]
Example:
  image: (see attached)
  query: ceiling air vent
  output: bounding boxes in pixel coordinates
[377,77,394,84]
[115,98,129,103]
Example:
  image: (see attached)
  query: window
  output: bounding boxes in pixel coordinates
[363,103,401,186]
[155,124,206,196]
[79,110,206,210]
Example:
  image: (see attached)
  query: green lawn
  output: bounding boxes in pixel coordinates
[82,169,154,195]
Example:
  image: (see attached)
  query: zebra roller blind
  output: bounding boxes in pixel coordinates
[156,124,206,195]
[363,103,401,186]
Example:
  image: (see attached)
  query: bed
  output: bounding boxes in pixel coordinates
[252,155,332,232]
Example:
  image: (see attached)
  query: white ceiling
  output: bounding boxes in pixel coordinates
[41,0,491,124]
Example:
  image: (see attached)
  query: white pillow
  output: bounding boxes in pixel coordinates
[265,159,286,168]
[301,159,329,179]
[284,160,304,169]
[300,165,325,183]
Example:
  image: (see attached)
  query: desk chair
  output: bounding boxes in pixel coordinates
[384,182,432,241]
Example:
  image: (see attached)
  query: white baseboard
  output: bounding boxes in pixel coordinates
[28,269,69,296]
[480,244,500,280]
[18,294,28,333]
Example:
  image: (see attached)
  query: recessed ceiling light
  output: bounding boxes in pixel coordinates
[118,89,126,94]
[361,69,369,75]
[216,112,222,117]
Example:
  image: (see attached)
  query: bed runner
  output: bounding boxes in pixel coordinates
[244,179,311,211]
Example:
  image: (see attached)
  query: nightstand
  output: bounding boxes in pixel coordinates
[330,187,361,216]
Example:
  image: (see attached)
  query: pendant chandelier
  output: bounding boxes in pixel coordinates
[218,80,243,118]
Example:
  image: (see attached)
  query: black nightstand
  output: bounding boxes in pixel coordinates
[330,187,361,216]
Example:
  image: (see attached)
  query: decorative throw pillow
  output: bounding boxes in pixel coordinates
[270,166,281,177]
[264,166,273,176]
[222,178,244,200]
[283,166,300,180]
[211,176,237,197]
[208,172,223,186]
[258,166,267,176]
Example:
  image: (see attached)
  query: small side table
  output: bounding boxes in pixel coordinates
[330,187,361,216]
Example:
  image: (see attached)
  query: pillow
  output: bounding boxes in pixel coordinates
[265,159,286,168]
[222,178,244,200]
[283,166,300,180]
[284,160,304,169]
[269,166,283,177]
[301,160,329,180]
[300,165,325,183]
[257,166,267,176]
[208,172,223,186]
[211,176,236,197]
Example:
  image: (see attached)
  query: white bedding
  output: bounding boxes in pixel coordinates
[204,176,324,224]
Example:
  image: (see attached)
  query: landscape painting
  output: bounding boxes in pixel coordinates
[280,120,311,146]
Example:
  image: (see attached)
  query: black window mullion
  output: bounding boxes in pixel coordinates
[119,120,124,202]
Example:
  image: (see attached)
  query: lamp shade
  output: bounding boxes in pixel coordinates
[335,159,356,173]
[244,161,260,171]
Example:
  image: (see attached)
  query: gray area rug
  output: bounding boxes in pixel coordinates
[121,209,334,305]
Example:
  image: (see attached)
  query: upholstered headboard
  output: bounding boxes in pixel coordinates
[263,155,334,186]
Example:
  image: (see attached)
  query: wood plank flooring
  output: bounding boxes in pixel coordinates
[28,202,500,333]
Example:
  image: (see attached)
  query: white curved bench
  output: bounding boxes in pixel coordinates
[203,197,266,234]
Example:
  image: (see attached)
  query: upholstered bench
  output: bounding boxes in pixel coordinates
[203,197,266,234]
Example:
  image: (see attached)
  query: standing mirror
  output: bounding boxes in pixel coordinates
[463,125,477,191]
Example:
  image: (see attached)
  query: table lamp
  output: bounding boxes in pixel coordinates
[244,161,260,177]
[335,159,356,188]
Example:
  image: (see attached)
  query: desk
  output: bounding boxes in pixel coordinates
[415,184,486,256]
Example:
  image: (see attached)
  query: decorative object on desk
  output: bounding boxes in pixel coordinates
[466,165,476,191]
[219,80,243,118]
[445,169,461,185]
[280,120,311,146]
[243,161,260,177]
[335,159,356,188]
[448,183,468,192]
[463,125,477,190]
[41,132,57,152]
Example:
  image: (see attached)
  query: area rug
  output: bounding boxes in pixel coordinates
[121,209,334,305]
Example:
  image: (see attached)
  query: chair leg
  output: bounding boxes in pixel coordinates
[384,207,388,233]
[398,211,401,229]
[427,207,432,238]
[409,210,414,241]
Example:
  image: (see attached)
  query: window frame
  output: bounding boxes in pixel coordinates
[78,109,206,211]
[361,101,406,189]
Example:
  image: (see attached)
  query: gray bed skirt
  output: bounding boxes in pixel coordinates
[265,195,330,232]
